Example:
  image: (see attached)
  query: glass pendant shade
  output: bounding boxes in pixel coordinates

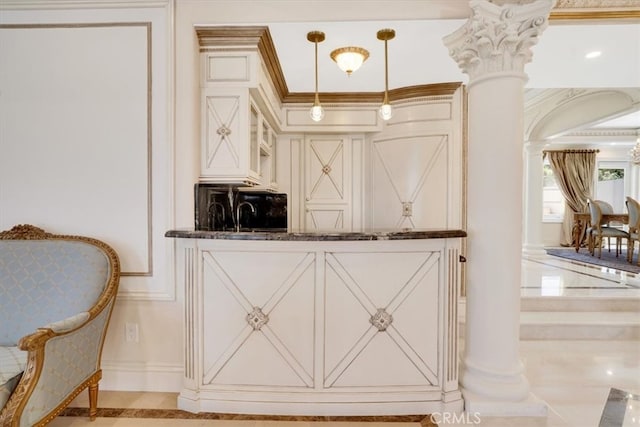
[379,102,393,121]
[310,99,325,122]
[330,47,370,76]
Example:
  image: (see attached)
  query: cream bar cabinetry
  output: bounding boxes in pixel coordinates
[172,232,463,416]
[198,39,280,188]
[200,88,261,185]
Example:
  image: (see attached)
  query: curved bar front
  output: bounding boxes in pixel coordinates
[167,229,465,416]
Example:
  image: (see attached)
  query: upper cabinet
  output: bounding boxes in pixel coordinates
[201,88,260,185]
[197,27,282,189]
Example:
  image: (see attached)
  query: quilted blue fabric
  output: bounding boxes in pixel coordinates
[0,240,110,346]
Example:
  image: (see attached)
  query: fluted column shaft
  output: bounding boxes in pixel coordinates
[444,0,555,416]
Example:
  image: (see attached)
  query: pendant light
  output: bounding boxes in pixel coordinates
[307,31,325,122]
[377,28,395,121]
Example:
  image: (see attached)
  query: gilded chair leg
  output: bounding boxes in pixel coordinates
[88,382,99,421]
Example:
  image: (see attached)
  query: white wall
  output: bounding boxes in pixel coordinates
[0,0,181,391]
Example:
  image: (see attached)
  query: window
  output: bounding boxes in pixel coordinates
[597,165,626,212]
[543,161,565,222]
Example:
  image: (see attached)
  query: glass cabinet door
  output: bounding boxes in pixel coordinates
[270,130,278,188]
[249,104,259,174]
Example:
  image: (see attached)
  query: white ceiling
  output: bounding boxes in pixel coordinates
[268,19,468,93]
[268,20,640,93]
[268,19,640,132]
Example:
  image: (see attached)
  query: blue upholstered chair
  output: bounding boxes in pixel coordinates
[0,224,120,426]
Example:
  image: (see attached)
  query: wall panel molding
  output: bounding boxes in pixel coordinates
[0,1,175,301]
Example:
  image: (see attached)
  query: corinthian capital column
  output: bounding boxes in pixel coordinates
[446,0,554,82]
[444,0,555,417]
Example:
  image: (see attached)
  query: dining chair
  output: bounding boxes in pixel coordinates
[587,199,629,258]
[626,196,640,265]
[594,199,623,255]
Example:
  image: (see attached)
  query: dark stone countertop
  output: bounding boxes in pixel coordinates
[165,228,467,241]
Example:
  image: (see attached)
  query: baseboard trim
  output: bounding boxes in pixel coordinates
[100,361,183,392]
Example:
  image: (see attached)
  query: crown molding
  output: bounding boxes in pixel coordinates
[196,25,463,105]
[282,83,462,104]
[550,9,640,20]
[566,129,639,137]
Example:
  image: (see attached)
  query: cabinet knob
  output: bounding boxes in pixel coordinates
[305,197,310,201]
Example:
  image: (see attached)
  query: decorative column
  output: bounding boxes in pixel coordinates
[444,0,555,416]
[523,141,548,256]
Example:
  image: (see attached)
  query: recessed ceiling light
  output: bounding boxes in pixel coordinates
[585,51,602,59]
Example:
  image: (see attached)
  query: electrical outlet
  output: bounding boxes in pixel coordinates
[125,322,139,343]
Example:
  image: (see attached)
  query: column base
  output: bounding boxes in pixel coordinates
[462,389,548,417]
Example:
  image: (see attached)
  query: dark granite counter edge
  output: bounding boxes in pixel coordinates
[165,229,467,241]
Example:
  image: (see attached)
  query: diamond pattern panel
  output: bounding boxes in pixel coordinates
[324,251,440,387]
[0,241,109,346]
[306,138,346,202]
[202,251,316,388]
[372,135,448,229]
[205,95,240,169]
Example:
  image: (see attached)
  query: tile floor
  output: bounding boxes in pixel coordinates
[48,251,640,427]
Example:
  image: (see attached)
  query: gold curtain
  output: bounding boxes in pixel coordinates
[544,149,598,246]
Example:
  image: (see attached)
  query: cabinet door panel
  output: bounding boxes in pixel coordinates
[200,89,262,185]
[372,134,449,229]
[323,251,440,388]
[305,136,351,203]
[304,205,349,232]
[202,92,245,172]
[201,250,316,388]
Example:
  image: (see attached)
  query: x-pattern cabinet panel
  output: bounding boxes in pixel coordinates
[200,88,261,185]
[304,135,354,232]
[177,238,462,415]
